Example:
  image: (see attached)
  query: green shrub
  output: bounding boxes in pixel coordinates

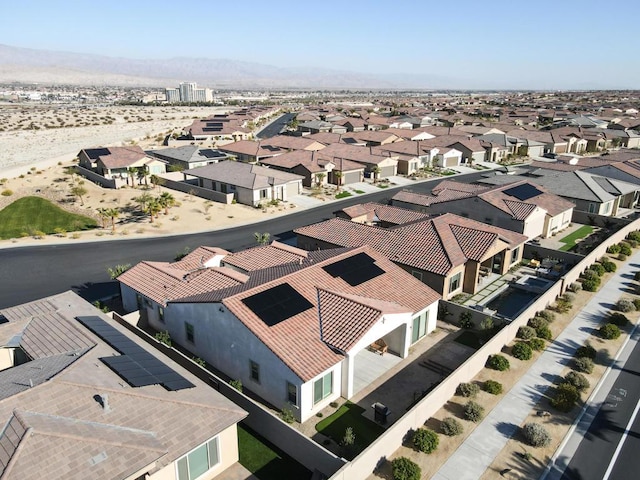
[413,428,439,453]
[536,325,553,340]
[567,282,582,293]
[581,277,600,292]
[562,292,576,303]
[550,383,580,412]
[629,239,639,248]
[602,259,617,272]
[517,326,537,340]
[522,423,552,447]
[464,401,485,422]
[1,189,13,196]
[619,253,628,261]
[486,354,510,371]
[484,380,503,395]
[279,406,295,423]
[619,243,632,256]
[634,299,640,311]
[391,457,421,480]
[575,341,596,359]
[564,371,590,393]
[230,379,243,392]
[154,330,172,347]
[457,382,480,398]
[441,417,463,436]
[529,338,546,351]
[538,310,556,322]
[528,317,549,330]
[627,231,640,242]
[552,299,572,313]
[512,342,533,360]
[607,244,621,254]
[459,311,473,329]
[582,269,599,281]
[590,263,605,276]
[615,299,635,312]
[609,312,630,327]
[599,323,621,340]
[573,357,594,374]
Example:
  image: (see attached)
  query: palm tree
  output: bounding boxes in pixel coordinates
[127,167,137,187]
[134,192,153,212]
[157,192,176,215]
[254,232,270,245]
[96,208,109,228]
[104,207,120,232]
[371,165,381,184]
[314,172,326,188]
[70,184,87,205]
[136,166,148,186]
[334,171,343,193]
[146,199,162,223]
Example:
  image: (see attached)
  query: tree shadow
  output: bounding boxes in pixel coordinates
[443,400,465,419]
[495,421,518,439]
[72,281,120,303]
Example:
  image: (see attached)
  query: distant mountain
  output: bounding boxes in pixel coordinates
[0,44,454,89]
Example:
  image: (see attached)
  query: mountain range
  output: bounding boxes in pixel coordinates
[0,44,460,90]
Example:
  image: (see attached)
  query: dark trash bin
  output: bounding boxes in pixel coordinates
[372,402,390,424]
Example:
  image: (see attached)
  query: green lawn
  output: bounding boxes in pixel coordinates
[335,191,352,199]
[238,424,310,480]
[315,401,385,459]
[558,225,594,251]
[0,196,97,239]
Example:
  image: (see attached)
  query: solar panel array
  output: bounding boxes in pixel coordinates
[322,252,385,286]
[242,283,314,326]
[504,183,543,201]
[76,316,195,391]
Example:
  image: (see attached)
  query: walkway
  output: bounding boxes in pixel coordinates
[432,249,640,480]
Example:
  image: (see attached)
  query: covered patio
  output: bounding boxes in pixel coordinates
[352,348,403,396]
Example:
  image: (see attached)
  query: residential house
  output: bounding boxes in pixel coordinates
[184,161,303,206]
[146,145,230,171]
[186,117,250,143]
[341,131,400,146]
[335,202,431,227]
[260,135,326,152]
[259,150,335,187]
[298,120,346,134]
[118,245,441,422]
[316,143,398,179]
[0,291,247,480]
[391,180,575,239]
[217,140,284,163]
[295,213,527,300]
[78,146,167,188]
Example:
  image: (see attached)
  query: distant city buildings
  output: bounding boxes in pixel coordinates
[165,81,213,103]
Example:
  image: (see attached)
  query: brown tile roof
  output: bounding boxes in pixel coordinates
[306,132,343,145]
[171,246,230,270]
[217,140,283,158]
[259,150,332,173]
[84,146,151,169]
[185,161,304,189]
[341,131,400,145]
[223,241,308,272]
[316,143,396,166]
[339,202,430,225]
[260,135,326,151]
[221,247,440,381]
[478,181,574,218]
[295,214,526,277]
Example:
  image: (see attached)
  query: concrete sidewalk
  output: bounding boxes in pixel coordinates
[432,250,640,480]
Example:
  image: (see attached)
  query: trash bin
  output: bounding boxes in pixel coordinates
[372,402,390,424]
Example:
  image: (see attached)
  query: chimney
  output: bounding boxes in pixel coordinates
[99,393,111,413]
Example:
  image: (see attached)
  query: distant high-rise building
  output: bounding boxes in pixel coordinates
[165,88,180,103]
[164,82,212,103]
[179,82,197,102]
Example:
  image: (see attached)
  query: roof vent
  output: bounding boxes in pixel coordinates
[94,393,111,413]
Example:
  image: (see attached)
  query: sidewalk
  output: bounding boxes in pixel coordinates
[432,250,640,480]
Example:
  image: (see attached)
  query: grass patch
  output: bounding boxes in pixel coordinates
[0,196,97,239]
[454,330,483,349]
[238,424,310,480]
[558,225,593,251]
[353,189,365,194]
[315,401,384,458]
[335,191,352,199]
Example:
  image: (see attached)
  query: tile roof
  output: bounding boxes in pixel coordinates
[0,291,247,480]
[217,140,283,158]
[339,202,430,225]
[220,246,440,381]
[185,161,304,189]
[86,146,153,169]
[316,143,397,166]
[259,150,332,173]
[260,135,326,151]
[222,241,308,272]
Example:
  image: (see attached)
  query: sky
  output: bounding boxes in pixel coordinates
[2,0,640,89]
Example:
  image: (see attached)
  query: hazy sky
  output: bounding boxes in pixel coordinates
[3,0,639,89]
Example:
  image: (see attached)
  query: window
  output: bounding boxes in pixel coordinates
[588,203,596,213]
[260,189,268,199]
[511,247,520,264]
[250,360,260,383]
[604,202,612,214]
[449,272,461,292]
[286,381,297,405]
[176,436,220,480]
[412,311,429,344]
[158,306,165,323]
[411,270,423,281]
[313,371,333,404]
[185,322,194,343]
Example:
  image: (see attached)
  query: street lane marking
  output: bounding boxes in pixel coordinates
[602,397,640,480]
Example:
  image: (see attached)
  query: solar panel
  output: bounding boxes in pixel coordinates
[77,316,195,391]
[322,252,385,286]
[242,283,313,326]
[504,183,543,201]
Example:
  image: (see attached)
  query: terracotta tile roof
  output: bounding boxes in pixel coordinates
[259,150,333,173]
[306,132,343,145]
[0,291,247,480]
[318,288,409,352]
[185,161,304,189]
[341,131,400,145]
[220,247,440,381]
[171,246,229,270]
[339,202,430,225]
[86,146,151,169]
[217,140,283,158]
[316,143,396,166]
[223,241,308,272]
[260,135,326,151]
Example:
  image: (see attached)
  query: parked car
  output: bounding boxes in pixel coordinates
[543,152,557,159]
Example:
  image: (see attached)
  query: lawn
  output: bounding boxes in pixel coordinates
[238,424,310,480]
[558,225,593,251]
[315,401,385,459]
[335,191,352,199]
[0,196,97,239]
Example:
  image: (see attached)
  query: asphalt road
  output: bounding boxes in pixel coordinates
[559,336,640,480]
[255,112,295,139]
[0,171,487,309]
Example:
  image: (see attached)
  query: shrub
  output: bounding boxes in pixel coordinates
[575,341,596,359]
[634,299,640,311]
[457,382,480,398]
[600,323,621,340]
[279,406,295,423]
[582,277,600,292]
[486,354,510,371]
[536,325,553,340]
[441,417,463,436]
[627,230,640,242]
[573,357,594,374]
[413,428,439,454]
[154,330,171,347]
[582,269,599,281]
[619,253,628,261]
[609,312,630,327]
[1,189,13,196]
[459,311,473,329]
[517,326,537,340]
[529,338,546,351]
[564,371,590,393]
[522,423,552,447]
[464,401,485,422]
[590,263,605,276]
[620,243,632,256]
[230,379,243,392]
[538,310,556,322]
[607,243,621,254]
[562,292,576,303]
[484,380,503,395]
[512,342,533,360]
[550,383,580,412]
[602,259,617,272]
[391,457,421,480]
[528,317,549,330]
[615,299,635,313]
[552,299,572,313]
[629,239,639,248]
[567,282,582,293]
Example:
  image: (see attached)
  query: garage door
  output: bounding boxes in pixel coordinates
[343,171,361,185]
[444,156,459,167]
[380,165,396,178]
